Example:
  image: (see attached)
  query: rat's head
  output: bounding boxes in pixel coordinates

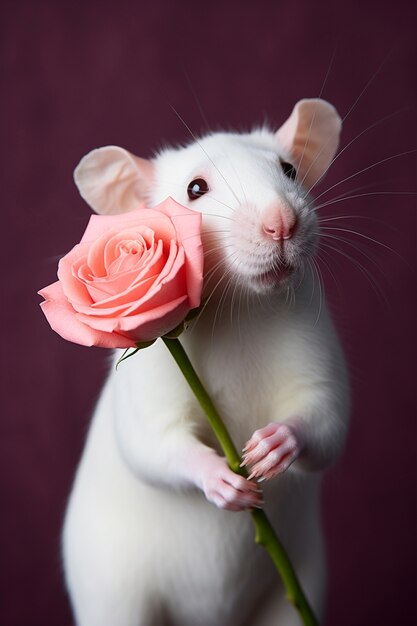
[74,99,341,298]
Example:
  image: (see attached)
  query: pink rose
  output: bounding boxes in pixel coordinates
[39,197,203,348]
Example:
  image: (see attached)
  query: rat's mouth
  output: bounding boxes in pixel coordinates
[251,262,294,290]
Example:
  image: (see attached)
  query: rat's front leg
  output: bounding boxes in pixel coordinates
[241,401,348,482]
[114,400,263,511]
[191,448,264,511]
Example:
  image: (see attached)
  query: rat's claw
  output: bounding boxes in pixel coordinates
[247,447,297,480]
[242,423,279,457]
[242,422,301,482]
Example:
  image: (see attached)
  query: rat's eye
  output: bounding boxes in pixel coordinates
[280,161,297,181]
[187,178,209,200]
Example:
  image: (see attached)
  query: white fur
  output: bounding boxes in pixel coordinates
[63,129,349,625]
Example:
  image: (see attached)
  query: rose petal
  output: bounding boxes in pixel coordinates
[85,226,154,277]
[38,281,135,348]
[105,236,158,280]
[163,198,204,308]
[75,295,189,341]
[57,242,94,306]
[80,206,176,245]
[103,226,155,272]
[79,240,165,302]
[71,240,182,316]
[41,198,204,349]
[80,274,158,315]
[65,200,202,309]
[122,244,186,316]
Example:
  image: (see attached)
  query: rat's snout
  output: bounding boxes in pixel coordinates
[261,202,297,241]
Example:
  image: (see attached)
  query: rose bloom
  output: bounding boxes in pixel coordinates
[39,198,203,348]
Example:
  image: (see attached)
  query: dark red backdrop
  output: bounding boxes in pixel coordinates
[1,2,415,625]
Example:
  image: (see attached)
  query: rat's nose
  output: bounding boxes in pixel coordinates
[262,202,297,241]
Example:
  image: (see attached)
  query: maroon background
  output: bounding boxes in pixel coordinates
[1,2,415,625]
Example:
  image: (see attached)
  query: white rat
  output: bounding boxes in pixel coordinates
[63,99,350,626]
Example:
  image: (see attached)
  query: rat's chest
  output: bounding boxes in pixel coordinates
[182,320,312,444]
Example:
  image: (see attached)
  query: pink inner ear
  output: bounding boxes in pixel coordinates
[275,114,298,161]
[275,99,342,189]
[74,146,155,216]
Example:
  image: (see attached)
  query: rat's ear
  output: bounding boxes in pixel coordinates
[74,146,154,214]
[276,99,342,189]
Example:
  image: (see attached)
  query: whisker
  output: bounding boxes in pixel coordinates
[340,51,393,126]
[153,177,238,217]
[208,266,240,345]
[230,272,241,331]
[310,256,324,326]
[182,65,210,131]
[319,214,380,223]
[237,276,245,343]
[306,258,316,308]
[204,198,238,216]
[319,225,404,260]
[180,229,230,244]
[315,248,344,303]
[314,178,400,207]
[245,278,252,324]
[298,48,337,186]
[317,213,402,238]
[301,51,398,194]
[203,243,234,257]
[169,105,241,205]
[302,108,411,198]
[318,240,389,307]
[315,188,416,212]
[285,284,290,307]
[191,250,240,330]
[289,282,296,309]
[221,147,247,206]
[202,253,234,285]
[313,149,416,204]
[211,272,236,342]
[315,190,416,213]
[317,232,388,276]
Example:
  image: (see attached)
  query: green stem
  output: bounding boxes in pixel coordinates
[162,337,319,626]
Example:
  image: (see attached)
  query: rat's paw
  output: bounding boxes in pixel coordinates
[200,455,263,512]
[241,422,300,481]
